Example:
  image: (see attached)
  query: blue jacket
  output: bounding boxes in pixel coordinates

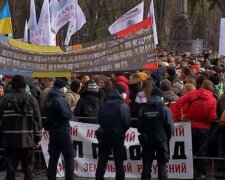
[138,95,174,141]
[98,89,131,136]
[45,88,73,130]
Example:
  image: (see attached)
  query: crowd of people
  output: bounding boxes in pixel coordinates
[0,49,225,179]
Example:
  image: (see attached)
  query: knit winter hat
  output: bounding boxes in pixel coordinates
[86,80,99,93]
[54,78,68,89]
[166,67,176,77]
[151,87,163,97]
[210,65,221,74]
[11,75,26,89]
[173,81,184,91]
[137,72,148,81]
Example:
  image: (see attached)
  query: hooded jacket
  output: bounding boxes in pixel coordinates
[45,88,73,130]
[98,89,131,136]
[176,88,217,130]
[115,75,130,105]
[0,89,42,148]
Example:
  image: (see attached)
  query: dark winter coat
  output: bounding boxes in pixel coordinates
[45,88,73,130]
[138,96,174,142]
[0,89,42,148]
[98,89,131,137]
[74,92,101,124]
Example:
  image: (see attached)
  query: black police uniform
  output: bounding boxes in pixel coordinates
[138,92,174,180]
[0,75,42,180]
[95,88,131,180]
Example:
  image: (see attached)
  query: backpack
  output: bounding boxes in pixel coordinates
[80,96,100,123]
[99,101,123,140]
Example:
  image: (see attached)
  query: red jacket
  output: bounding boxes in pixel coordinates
[175,88,217,130]
[115,75,130,105]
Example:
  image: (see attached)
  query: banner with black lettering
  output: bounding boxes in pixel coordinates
[41,121,193,179]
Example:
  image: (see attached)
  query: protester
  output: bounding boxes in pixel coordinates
[180,67,191,83]
[95,84,131,180]
[3,75,13,93]
[182,83,196,95]
[185,78,197,88]
[172,81,184,97]
[0,81,5,98]
[134,79,154,118]
[138,87,174,180]
[97,75,112,100]
[160,79,179,103]
[209,65,223,98]
[164,66,181,84]
[175,80,217,179]
[39,77,54,114]
[65,79,82,111]
[112,73,130,105]
[216,94,225,178]
[0,75,42,180]
[0,81,5,170]
[44,78,74,180]
[129,73,144,117]
[74,80,101,123]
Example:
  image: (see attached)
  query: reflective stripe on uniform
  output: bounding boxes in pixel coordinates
[2,130,34,133]
[3,114,33,117]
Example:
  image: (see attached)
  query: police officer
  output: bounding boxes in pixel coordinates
[44,78,74,180]
[95,84,131,180]
[0,75,42,180]
[138,87,174,180]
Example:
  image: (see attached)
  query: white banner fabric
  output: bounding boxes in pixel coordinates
[31,0,56,46]
[64,2,86,45]
[108,2,144,34]
[149,0,158,45]
[41,121,193,179]
[50,0,76,34]
[219,18,225,55]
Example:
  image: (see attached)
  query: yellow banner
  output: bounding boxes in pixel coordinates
[32,72,72,78]
[0,17,12,35]
[9,39,63,53]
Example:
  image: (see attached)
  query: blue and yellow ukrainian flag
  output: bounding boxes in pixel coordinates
[0,1,12,35]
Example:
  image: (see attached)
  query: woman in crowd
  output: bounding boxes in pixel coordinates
[65,79,82,111]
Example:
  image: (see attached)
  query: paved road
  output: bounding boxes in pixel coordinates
[0,170,135,180]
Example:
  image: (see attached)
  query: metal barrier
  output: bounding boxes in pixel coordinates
[2,117,225,179]
[193,157,225,179]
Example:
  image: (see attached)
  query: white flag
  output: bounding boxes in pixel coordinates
[108,1,144,34]
[65,2,86,45]
[30,0,56,46]
[23,20,28,42]
[219,18,225,55]
[149,0,158,45]
[50,0,77,34]
[27,0,37,30]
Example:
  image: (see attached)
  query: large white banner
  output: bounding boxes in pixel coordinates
[31,0,56,46]
[50,0,76,34]
[108,2,144,34]
[149,0,158,45]
[41,121,193,179]
[64,2,86,45]
[219,18,225,55]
